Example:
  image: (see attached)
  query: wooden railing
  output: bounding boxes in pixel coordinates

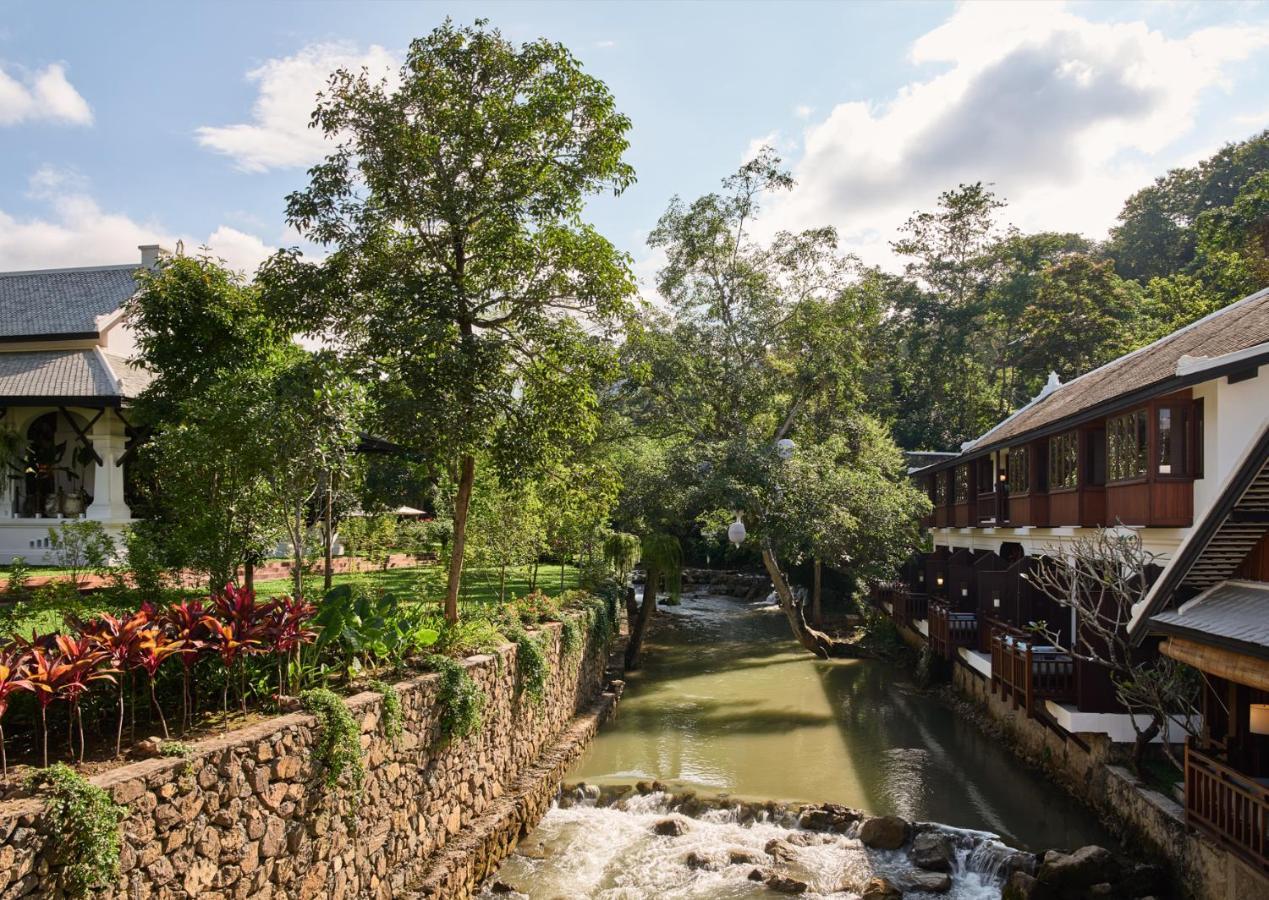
[992,632,1076,716]
[873,583,929,628]
[1186,740,1269,873]
[929,599,977,660]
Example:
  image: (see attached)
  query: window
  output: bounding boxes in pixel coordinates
[1048,432,1078,489]
[954,465,969,504]
[935,472,948,505]
[977,456,995,494]
[1156,403,1191,477]
[1007,447,1029,493]
[1108,409,1148,481]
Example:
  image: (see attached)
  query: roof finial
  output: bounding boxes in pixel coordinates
[1037,371,1062,400]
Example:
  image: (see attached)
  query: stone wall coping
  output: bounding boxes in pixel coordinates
[1105,764,1186,821]
[2,618,568,819]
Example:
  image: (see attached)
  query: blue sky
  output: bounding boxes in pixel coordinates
[2,1,1268,283]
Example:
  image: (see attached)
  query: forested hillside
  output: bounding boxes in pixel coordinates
[866,129,1269,452]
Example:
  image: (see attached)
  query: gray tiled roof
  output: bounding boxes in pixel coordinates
[0,350,134,401]
[1150,580,1269,658]
[0,265,138,338]
[966,288,1269,450]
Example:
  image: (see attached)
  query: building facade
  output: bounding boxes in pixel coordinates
[0,246,157,563]
[883,288,1269,874]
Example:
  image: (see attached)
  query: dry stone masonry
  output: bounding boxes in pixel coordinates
[0,617,612,899]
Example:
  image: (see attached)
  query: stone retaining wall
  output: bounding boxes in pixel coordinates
[951,659,1266,900]
[0,615,611,899]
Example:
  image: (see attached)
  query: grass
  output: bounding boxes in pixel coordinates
[253,562,581,609]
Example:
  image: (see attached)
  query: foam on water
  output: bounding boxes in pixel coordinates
[481,794,1011,899]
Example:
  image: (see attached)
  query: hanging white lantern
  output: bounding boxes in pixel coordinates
[776,438,796,460]
[727,514,747,546]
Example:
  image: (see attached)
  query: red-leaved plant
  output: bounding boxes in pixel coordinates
[0,648,33,777]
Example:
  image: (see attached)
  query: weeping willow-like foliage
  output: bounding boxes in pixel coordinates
[640,532,682,603]
[603,532,642,583]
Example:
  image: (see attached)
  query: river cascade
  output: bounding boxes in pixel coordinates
[480,587,1157,899]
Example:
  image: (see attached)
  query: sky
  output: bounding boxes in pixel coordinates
[2,0,1269,291]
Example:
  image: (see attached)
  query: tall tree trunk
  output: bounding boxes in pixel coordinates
[761,543,863,659]
[499,564,506,604]
[323,471,334,594]
[444,454,476,624]
[813,557,823,626]
[292,500,304,599]
[625,569,658,671]
[244,557,255,593]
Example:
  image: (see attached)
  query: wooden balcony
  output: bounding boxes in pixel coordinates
[1048,486,1105,528]
[1008,492,1048,528]
[929,598,977,661]
[952,501,971,527]
[934,505,950,527]
[1106,480,1193,528]
[874,583,927,627]
[1186,740,1269,873]
[976,491,999,525]
[991,631,1076,717]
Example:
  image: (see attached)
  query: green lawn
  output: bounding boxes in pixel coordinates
[253,562,580,611]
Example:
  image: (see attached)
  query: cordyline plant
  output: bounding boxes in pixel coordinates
[204,584,271,719]
[0,647,33,777]
[133,629,183,740]
[164,599,210,735]
[81,611,150,757]
[266,595,317,699]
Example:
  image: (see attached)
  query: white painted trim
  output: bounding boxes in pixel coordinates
[1175,341,1269,377]
[915,619,929,637]
[958,647,992,678]
[1044,700,1196,743]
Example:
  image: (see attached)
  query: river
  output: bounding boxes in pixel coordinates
[482,591,1114,898]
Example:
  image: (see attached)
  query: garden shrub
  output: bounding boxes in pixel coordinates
[300,688,366,803]
[25,764,127,897]
[371,679,404,741]
[428,655,485,740]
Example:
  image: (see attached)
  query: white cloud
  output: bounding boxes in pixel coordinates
[197,42,398,173]
[0,170,275,275]
[595,39,617,49]
[758,1,1269,268]
[794,104,814,119]
[0,62,92,126]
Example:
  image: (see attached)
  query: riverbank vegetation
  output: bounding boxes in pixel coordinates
[3,15,1268,780]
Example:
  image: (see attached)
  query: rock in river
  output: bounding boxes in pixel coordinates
[652,817,689,837]
[910,831,954,871]
[1036,845,1119,891]
[861,876,903,899]
[858,815,910,850]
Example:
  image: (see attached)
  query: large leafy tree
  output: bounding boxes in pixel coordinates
[129,255,293,588]
[262,19,637,622]
[622,150,926,656]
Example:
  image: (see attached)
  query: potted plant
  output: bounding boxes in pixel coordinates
[61,445,95,517]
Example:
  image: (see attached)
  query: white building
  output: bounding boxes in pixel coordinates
[0,246,158,562]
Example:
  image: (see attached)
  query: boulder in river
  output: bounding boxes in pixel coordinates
[1002,871,1050,900]
[765,873,809,894]
[798,803,861,832]
[1036,845,1119,890]
[683,851,718,870]
[860,876,903,899]
[727,848,762,865]
[764,837,800,863]
[910,832,954,871]
[858,815,910,850]
[652,817,689,837]
[904,870,952,894]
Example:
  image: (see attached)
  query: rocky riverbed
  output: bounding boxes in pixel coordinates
[479,784,1167,899]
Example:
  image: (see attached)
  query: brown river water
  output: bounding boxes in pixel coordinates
[482,591,1114,898]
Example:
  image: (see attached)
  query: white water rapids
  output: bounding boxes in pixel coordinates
[481,792,1017,899]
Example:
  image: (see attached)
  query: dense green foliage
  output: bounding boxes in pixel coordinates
[428,655,486,740]
[370,679,404,741]
[300,688,366,803]
[870,130,1269,450]
[25,764,126,897]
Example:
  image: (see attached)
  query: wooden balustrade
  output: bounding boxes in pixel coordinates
[929,599,977,660]
[1186,740,1269,873]
[991,632,1076,716]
